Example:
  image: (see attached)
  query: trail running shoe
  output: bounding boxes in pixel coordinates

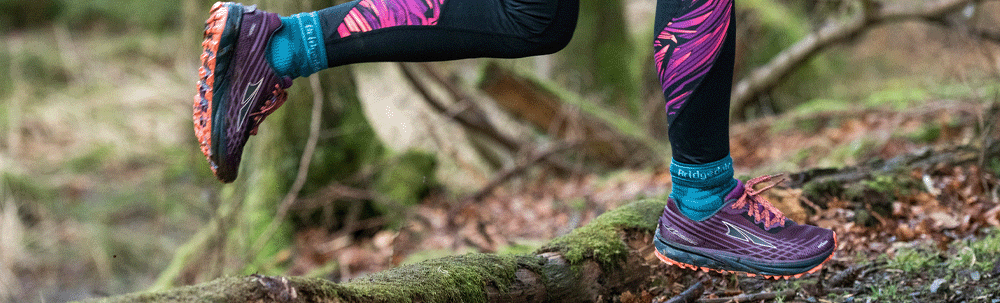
[194,2,293,183]
[654,174,836,279]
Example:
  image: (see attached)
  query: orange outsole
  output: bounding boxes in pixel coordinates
[193,2,230,175]
[655,233,837,280]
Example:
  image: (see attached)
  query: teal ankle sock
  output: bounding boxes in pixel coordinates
[669,155,738,221]
[268,11,328,78]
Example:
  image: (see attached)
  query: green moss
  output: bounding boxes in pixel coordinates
[950,228,1000,272]
[538,199,666,268]
[401,249,471,266]
[865,174,917,198]
[971,228,1000,257]
[496,241,545,256]
[341,254,544,303]
[802,179,843,204]
[888,247,938,273]
[844,174,915,226]
[90,276,292,303]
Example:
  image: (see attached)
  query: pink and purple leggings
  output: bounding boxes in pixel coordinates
[315,0,733,165]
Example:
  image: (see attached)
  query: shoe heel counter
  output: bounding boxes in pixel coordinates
[657,205,699,246]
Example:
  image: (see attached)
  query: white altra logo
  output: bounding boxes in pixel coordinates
[235,78,264,131]
[665,226,697,245]
[723,221,777,249]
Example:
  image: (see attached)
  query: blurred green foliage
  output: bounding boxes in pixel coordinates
[375,150,437,206]
[0,0,60,29]
[0,0,185,32]
[58,0,181,31]
[563,0,641,116]
[738,0,842,114]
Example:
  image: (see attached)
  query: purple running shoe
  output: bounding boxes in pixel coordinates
[654,174,836,279]
[194,2,293,183]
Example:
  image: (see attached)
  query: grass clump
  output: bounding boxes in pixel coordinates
[844,229,1000,302]
[887,247,937,273]
[949,228,1000,272]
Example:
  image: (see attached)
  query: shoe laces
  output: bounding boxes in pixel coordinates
[248,84,288,136]
[731,174,787,229]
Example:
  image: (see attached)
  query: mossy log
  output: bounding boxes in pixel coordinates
[84,200,667,303]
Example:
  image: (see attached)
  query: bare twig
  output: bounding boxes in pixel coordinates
[697,289,797,303]
[398,62,521,152]
[416,63,493,124]
[469,141,581,202]
[824,261,887,292]
[251,75,325,254]
[663,280,706,303]
[400,62,581,174]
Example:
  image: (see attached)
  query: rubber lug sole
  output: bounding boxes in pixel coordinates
[194,2,239,177]
[654,235,837,280]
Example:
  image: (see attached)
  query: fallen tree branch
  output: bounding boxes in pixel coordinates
[93,137,1000,301]
[731,0,990,118]
[787,139,1000,188]
[397,62,578,174]
[478,62,669,167]
[88,200,668,303]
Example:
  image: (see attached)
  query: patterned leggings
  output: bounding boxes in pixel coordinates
[315,0,733,165]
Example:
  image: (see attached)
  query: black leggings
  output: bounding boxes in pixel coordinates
[316,0,577,65]
[311,0,732,165]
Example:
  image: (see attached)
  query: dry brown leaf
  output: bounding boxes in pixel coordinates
[986,205,1000,227]
[929,211,960,230]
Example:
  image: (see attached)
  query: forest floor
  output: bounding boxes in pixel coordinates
[286,100,1000,302]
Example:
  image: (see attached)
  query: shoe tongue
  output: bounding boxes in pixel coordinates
[725,179,745,202]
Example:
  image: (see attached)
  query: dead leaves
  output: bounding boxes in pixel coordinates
[288,170,673,281]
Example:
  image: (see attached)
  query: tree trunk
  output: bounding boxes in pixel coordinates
[558,0,641,117]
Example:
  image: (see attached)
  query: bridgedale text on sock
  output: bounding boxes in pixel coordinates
[674,162,731,180]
